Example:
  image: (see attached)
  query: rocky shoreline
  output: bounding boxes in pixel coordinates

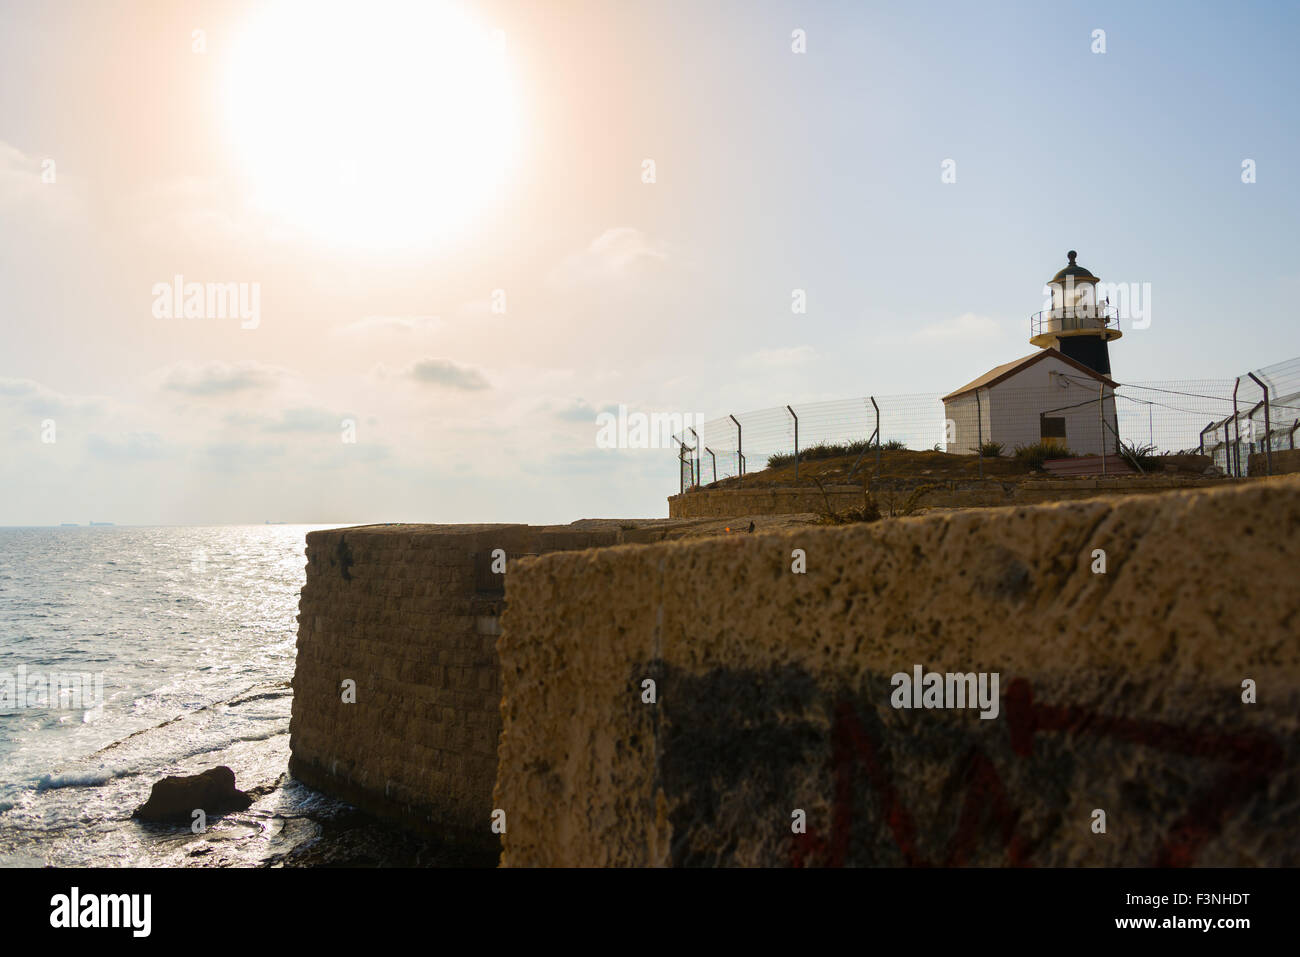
[161,770,497,868]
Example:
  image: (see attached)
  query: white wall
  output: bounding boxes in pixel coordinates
[944,391,990,453]
[944,353,1118,456]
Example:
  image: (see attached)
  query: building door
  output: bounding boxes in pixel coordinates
[1040,416,1067,451]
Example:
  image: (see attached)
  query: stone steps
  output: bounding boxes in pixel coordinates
[1043,455,1135,477]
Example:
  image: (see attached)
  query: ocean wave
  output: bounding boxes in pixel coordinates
[105,681,291,752]
[35,725,289,792]
[35,769,120,790]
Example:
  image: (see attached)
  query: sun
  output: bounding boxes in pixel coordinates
[224,0,519,249]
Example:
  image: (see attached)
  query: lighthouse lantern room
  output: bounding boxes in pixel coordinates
[1028,250,1122,376]
[942,251,1122,459]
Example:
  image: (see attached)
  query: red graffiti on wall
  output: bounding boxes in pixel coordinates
[791,677,1282,867]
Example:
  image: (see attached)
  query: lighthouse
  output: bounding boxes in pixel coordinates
[941,250,1121,459]
[1028,250,1121,376]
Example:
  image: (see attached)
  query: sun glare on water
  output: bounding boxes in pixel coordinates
[225,0,519,249]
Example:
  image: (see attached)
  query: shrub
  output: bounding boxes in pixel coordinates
[977,441,1005,457]
[767,438,875,470]
[812,476,881,525]
[882,439,908,450]
[1119,441,1160,471]
[895,482,942,516]
[808,438,875,461]
[1013,441,1074,470]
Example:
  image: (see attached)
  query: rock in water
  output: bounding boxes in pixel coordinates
[133,766,252,822]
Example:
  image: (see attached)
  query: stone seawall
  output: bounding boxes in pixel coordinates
[287,516,813,847]
[667,475,1237,519]
[289,522,631,847]
[497,477,1300,866]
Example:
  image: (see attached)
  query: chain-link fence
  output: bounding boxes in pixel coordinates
[673,355,1300,489]
[1198,357,1300,476]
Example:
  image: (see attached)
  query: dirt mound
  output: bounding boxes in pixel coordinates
[694,449,1210,492]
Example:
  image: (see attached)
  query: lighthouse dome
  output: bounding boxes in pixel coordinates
[1051,250,1097,282]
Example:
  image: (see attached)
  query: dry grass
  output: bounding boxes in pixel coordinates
[810,476,881,525]
[690,447,1214,492]
[699,449,1030,492]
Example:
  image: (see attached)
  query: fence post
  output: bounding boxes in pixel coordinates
[786,405,799,482]
[704,446,717,485]
[1231,378,1241,477]
[1247,372,1272,476]
[1099,381,1106,477]
[1291,419,1299,450]
[871,396,881,470]
[847,397,881,481]
[1246,400,1265,467]
[1199,421,1214,456]
[975,389,984,479]
[729,414,742,488]
[675,437,684,494]
[688,427,701,487]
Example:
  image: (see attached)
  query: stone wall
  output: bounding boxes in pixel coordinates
[289,522,631,848]
[496,477,1300,866]
[667,475,1237,518]
[287,516,816,848]
[1250,448,1300,475]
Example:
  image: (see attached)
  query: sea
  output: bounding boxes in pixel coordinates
[0,525,466,868]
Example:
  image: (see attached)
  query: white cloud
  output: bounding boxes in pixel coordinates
[334,315,442,336]
[545,398,619,422]
[740,346,816,368]
[0,142,43,210]
[85,432,168,463]
[262,407,345,433]
[128,175,259,245]
[0,377,107,416]
[547,227,669,288]
[200,440,289,470]
[158,360,288,396]
[912,313,1006,342]
[404,358,490,391]
[0,141,81,220]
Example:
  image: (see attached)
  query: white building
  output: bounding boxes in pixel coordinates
[943,251,1121,457]
[943,349,1118,456]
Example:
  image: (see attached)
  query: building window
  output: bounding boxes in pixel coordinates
[1041,417,1067,440]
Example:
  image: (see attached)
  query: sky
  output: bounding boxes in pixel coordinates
[1,0,1297,525]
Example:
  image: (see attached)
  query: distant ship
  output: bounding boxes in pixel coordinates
[60,523,78,527]
[89,522,115,526]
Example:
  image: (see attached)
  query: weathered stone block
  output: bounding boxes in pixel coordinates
[498,478,1300,866]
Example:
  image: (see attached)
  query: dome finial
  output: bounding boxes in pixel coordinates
[1067,250,1077,265]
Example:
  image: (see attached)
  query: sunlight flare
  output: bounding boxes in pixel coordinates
[224,0,519,248]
